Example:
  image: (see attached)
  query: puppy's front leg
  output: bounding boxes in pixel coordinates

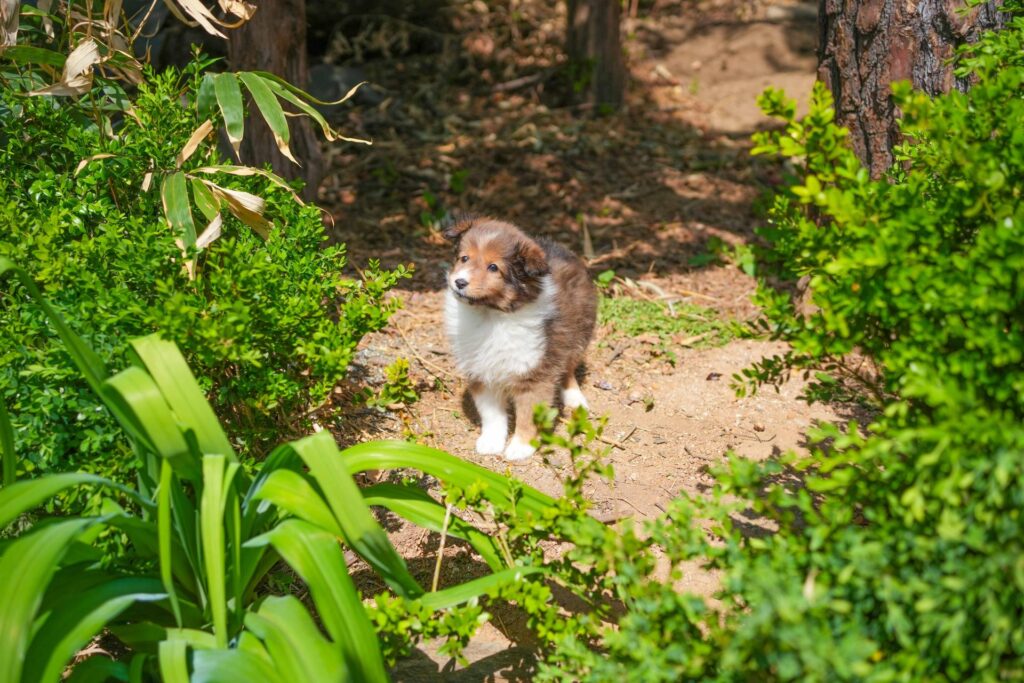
[472,383,508,455]
[505,386,550,461]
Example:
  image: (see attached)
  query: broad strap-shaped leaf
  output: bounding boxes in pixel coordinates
[160,171,198,249]
[158,639,190,683]
[255,72,371,145]
[289,432,423,597]
[0,473,110,528]
[342,440,558,518]
[64,656,129,683]
[0,518,94,683]
[130,334,237,464]
[190,649,284,683]
[2,45,67,68]
[23,577,165,683]
[200,454,240,648]
[238,72,298,165]
[247,520,387,683]
[244,595,346,682]
[1,398,16,486]
[190,177,221,222]
[159,460,183,626]
[419,566,547,611]
[0,258,108,395]
[252,469,342,536]
[362,482,505,571]
[213,72,244,156]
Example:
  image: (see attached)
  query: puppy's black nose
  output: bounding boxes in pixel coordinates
[455,278,468,290]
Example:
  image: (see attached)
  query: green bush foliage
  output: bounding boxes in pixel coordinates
[0,60,408,491]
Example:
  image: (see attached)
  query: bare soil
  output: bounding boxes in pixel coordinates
[315,1,827,679]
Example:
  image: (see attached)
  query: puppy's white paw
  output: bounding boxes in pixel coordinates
[476,429,507,455]
[503,435,536,461]
[562,386,589,411]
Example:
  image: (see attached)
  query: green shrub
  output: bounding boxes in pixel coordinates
[0,59,408,495]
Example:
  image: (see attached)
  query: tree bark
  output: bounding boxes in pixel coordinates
[228,0,324,201]
[818,0,1007,177]
[566,0,626,110]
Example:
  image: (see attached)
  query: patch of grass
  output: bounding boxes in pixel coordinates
[599,295,736,364]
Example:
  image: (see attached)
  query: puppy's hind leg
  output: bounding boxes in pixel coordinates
[561,365,589,411]
[505,385,551,461]
[472,382,508,455]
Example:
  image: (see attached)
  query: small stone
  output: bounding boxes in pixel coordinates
[594,379,615,391]
[753,423,766,433]
[706,372,722,381]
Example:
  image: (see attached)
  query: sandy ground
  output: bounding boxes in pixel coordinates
[315,1,824,678]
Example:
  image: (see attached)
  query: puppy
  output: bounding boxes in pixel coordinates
[443,215,598,460]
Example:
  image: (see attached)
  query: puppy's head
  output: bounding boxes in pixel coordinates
[444,215,549,312]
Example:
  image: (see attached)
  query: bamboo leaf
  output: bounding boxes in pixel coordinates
[1,45,66,68]
[176,119,214,168]
[195,213,224,250]
[420,566,546,611]
[246,519,387,683]
[213,72,244,156]
[238,72,298,165]
[191,165,303,204]
[0,518,94,683]
[74,153,117,176]
[362,482,505,571]
[161,171,197,250]
[190,177,221,222]
[198,179,271,238]
[258,75,371,145]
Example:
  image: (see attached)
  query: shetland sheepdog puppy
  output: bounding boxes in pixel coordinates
[443,215,598,461]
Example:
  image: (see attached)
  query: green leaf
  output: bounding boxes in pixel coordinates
[196,73,218,121]
[191,649,284,683]
[213,72,245,157]
[256,73,371,145]
[288,432,422,598]
[191,177,221,222]
[252,469,342,536]
[65,656,130,683]
[362,482,505,571]
[247,520,387,683]
[1,398,16,487]
[158,460,183,626]
[158,639,190,683]
[420,566,547,611]
[129,335,237,464]
[244,596,345,682]
[238,72,297,165]
[0,473,109,529]
[160,171,198,249]
[23,578,165,683]
[200,454,239,648]
[2,45,67,68]
[0,518,94,683]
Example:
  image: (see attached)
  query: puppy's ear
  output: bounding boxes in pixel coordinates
[441,212,477,243]
[514,238,549,279]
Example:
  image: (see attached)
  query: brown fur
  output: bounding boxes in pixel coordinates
[445,214,598,452]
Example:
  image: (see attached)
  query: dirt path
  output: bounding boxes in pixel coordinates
[316,1,823,678]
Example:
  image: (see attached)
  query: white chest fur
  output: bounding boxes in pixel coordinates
[444,276,556,388]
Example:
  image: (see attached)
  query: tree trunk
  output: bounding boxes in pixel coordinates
[818,0,1007,177]
[566,0,626,110]
[228,0,324,201]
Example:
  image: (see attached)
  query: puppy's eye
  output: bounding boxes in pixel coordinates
[487,263,499,273]
[460,255,469,263]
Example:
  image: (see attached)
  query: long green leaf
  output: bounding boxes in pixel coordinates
[257,74,370,145]
[158,460,183,626]
[0,473,107,529]
[0,398,13,487]
[290,432,422,597]
[213,72,244,156]
[160,171,197,249]
[252,469,342,536]
[200,454,238,648]
[0,518,94,683]
[158,639,190,683]
[190,176,221,222]
[23,578,165,683]
[102,366,200,480]
[65,656,129,683]
[191,649,283,683]
[362,482,505,571]
[238,72,297,164]
[130,335,237,464]
[342,440,558,517]
[3,45,67,68]
[0,258,108,396]
[244,596,345,682]
[247,520,387,683]
[419,566,547,611]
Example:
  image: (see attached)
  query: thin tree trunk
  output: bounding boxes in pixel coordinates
[818,0,1007,177]
[228,0,324,201]
[566,0,626,110]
